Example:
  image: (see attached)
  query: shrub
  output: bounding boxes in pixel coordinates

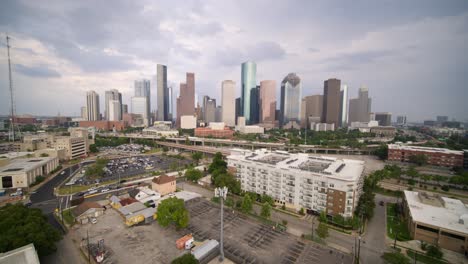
[426,245,443,259]
[282,220,288,226]
[441,185,449,192]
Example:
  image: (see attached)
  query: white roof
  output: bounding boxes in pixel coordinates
[228,149,364,182]
[404,191,468,235]
[0,157,56,173]
[388,144,463,155]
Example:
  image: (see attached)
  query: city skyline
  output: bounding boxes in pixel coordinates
[0,1,467,122]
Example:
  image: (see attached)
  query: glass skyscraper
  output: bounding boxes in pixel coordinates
[280,73,302,127]
[241,61,257,125]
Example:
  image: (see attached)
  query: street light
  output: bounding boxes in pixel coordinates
[214,186,228,262]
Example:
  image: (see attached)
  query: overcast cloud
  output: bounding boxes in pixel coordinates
[0,0,467,122]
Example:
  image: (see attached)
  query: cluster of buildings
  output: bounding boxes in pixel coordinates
[388,144,466,168]
[77,61,399,137]
[227,149,365,217]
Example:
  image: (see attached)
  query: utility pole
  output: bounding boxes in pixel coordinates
[215,187,228,262]
[87,229,91,263]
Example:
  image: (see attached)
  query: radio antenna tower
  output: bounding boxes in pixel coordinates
[6,35,21,141]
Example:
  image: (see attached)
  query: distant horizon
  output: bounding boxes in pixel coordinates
[1,1,467,122]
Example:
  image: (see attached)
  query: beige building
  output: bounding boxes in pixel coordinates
[403,191,468,254]
[0,157,59,189]
[259,80,276,124]
[152,175,176,196]
[301,95,323,128]
[221,80,236,127]
[72,202,105,224]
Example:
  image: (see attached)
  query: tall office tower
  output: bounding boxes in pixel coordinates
[339,84,349,127]
[235,97,241,125]
[374,112,392,126]
[168,86,173,121]
[202,95,211,121]
[280,73,302,127]
[176,73,195,127]
[221,80,236,126]
[156,64,169,121]
[122,104,128,114]
[134,79,151,123]
[86,90,100,121]
[300,95,323,128]
[241,61,257,124]
[396,116,407,125]
[205,98,217,124]
[131,97,150,126]
[105,89,121,120]
[215,106,222,122]
[195,103,202,121]
[108,100,121,121]
[259,80,276,123]
[348,87,372,123]
[80,106,87,120]
[250,86,260,124]
[322,78,341,127]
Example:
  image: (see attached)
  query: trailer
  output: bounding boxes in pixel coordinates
[176,234,193,250]
[191,239,219,262]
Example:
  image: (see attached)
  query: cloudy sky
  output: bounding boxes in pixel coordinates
[0,0,467,122]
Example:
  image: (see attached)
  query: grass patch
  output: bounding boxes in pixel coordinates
[375,186,403,197]
[57,179,118,195]
[386,203,411,241]
[302,234,325,244]
[62,209,75,226]
[326,223,352,234]
[406,250,448,264]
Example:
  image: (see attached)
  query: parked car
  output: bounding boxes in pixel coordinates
[90,218,97,224]
[100,188,110,193]
[87,190,98,195]
[25,200,32,207]
[379,201,384,206]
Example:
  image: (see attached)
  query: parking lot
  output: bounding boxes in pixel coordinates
[72,209,186,264]
[98,144,151,154]
[180,198,353,264]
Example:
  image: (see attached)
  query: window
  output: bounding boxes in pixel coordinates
[417,224,438,233]
[441,231,465,241]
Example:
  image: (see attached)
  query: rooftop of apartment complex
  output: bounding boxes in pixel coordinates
[404,191,468,235]
[229,149,364,181]
[0,157,56,173]
[388,144,464,155]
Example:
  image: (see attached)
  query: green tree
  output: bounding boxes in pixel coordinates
[169,161,179,172]
[260,202,271,219]
[316,222,329,239]
[0,204,62,256]
[171,253,199,264]
[191,152,203,165]
[319,211,328,223]
[260,194,274,206]
[373,144,388,160]
[157,197,190,229]
[89,144,98,153]
[213,173,241,195]
[381,252,410,264]
[409,154,428,166]
[40,153,49,157]
[185,168,203,182]
[426,245,443,259]
[209,152,227,174]
[241,194,253,214]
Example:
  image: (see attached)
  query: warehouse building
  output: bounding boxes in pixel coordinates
[0,157,59,189]
[227,149,365,217]
[403,191,468,253]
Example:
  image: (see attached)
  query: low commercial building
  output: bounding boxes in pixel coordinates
[79,120,127,131]
[152,175,176,196]
[311,123,335,131]
[235,117,265,134]
[194,127,234,139]
[388,144,464,167]
[117,201,157,226]
[143,126,179,137]
[348,121,379,133]
[129,186,161,203]
[227,149,365,217]
[370,126,397,137]
[0,243,40,264]
[181,115,197,129]
[403,191,468,253]
[72,202,105,224]
[54,136,87,160]
[0,157,59,189]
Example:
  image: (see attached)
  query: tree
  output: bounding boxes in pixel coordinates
[373,144,388,160]
[316,222,329,239]
[409,154,428,166]
[191,152,203,165]
[209,152,227,174]
[241,194,253,214]
[0,204,62,256]
[260,202,271,219]
[426,244,443,259]
[213,173,241,195]
[171,253,199,264]
[157,197,190,229]
[185,168,203,182]
[260,194,274,206]
[89,144,98,153]
[381,252,410,264]
[319,211,328,223]
[40,153,49,157]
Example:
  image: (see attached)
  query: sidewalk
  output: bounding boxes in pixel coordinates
[394,239,467,264]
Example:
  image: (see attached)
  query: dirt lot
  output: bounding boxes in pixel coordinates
[72,209,186,264]
[179,198,353,264]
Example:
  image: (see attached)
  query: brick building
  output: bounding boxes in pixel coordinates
[79,120,127,131]
[194,127,234,139]
[388,144,464,167]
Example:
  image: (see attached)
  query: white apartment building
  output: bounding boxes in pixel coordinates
[227,149,365,217]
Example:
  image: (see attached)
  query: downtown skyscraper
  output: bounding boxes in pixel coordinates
[280,73,302,127]
[156,64,169,121]
[86,90,100,121]
[176,73,195,127]
[241,61,257,125]
[348,87,372,123]
[133,79,151,126]
[259,80,276,124]
[104,89,122,121]
[322,78,341,127]
[221,80,236,126]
